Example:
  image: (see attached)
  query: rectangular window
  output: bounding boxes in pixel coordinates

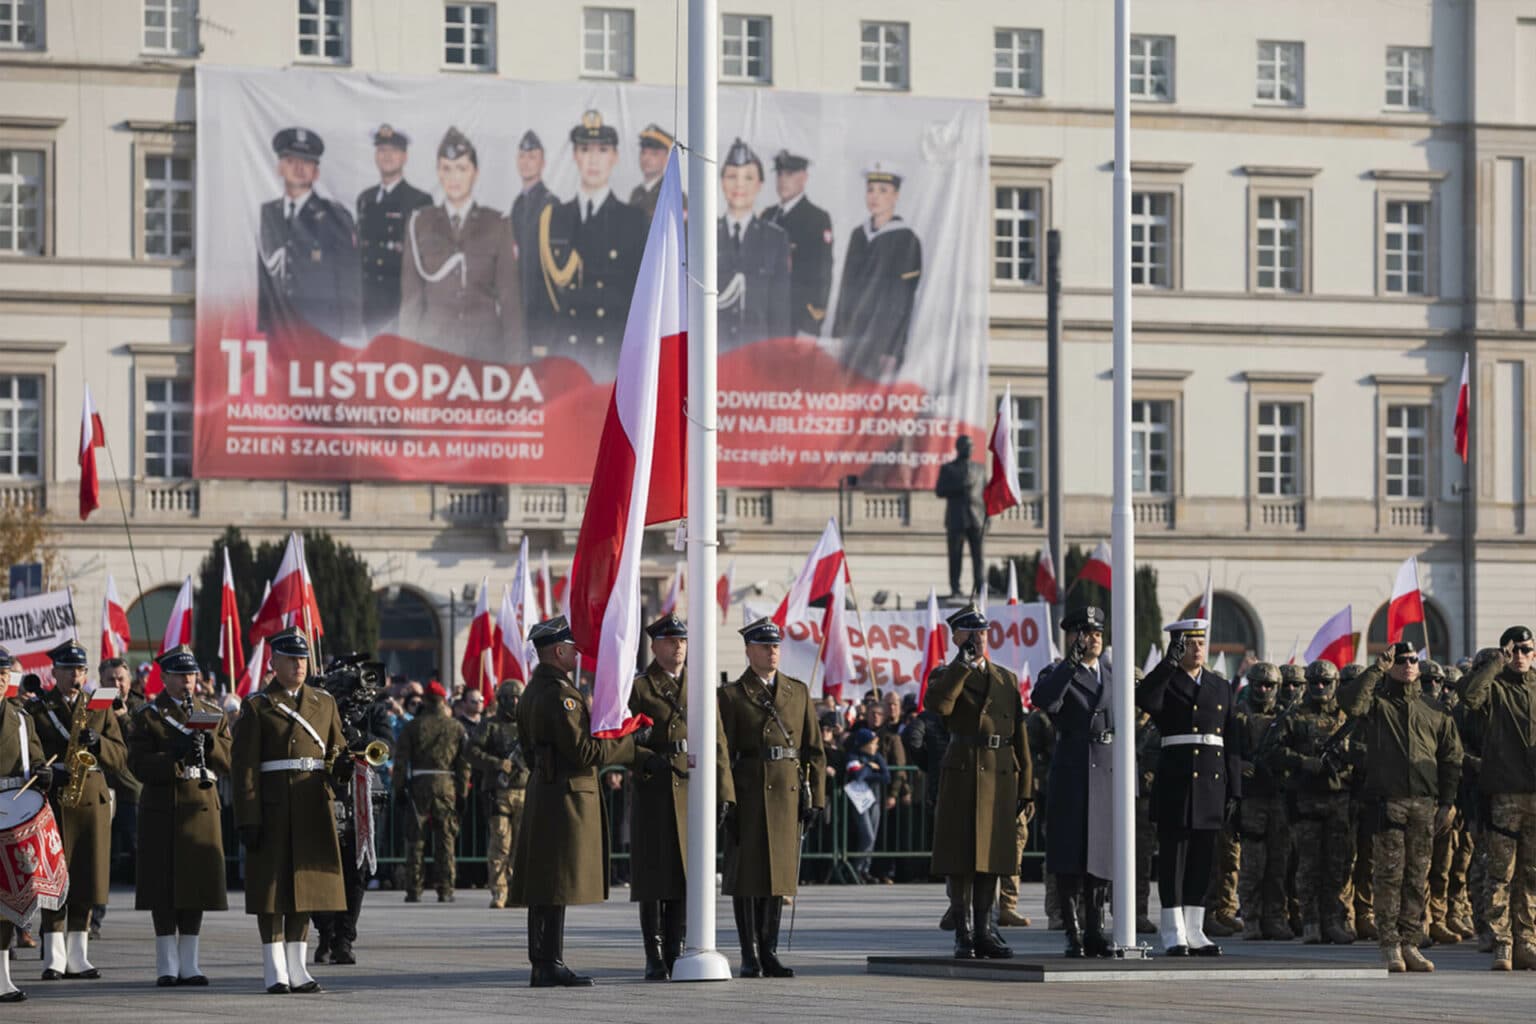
[0,374,42,478]
[1255,40,1302,105]
[1255,195,1302,292]
[860,21,909,90]
[1130,400,1171,494]
[1383,199,1428,295]
[1011,394,1041,493]
[582,7,634,79]
[444,3,495,70]
[297,0,348,62]
[0,0,41,49]
[721,14,771,83]
[143,154,193,259]
[1129,34,1173,101]
[1130,191,1172,287]
[1385,46,1430,110]
[993,186,1041,284]
[992,27,1042,96]
[0,149,44,256]
[144,377,192,479]
[143,0,197,55]
[1384,404,1428,499]
[1256,401,1303,496]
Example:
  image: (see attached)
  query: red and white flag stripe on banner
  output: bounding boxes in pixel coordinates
[1453,353,1470,464]
[100,573,130,663]
[983,384,1022,516]
[78,384,105,521]
[568,145,687,739]
[1034,548,1058,605]
[460,576,498,702]
[146,576,194,696]
[218,548,247,686]
[1304,605,1355,669]
[774,517,848,629]
[1386,555,1426,645]
[1078,540,1112,590]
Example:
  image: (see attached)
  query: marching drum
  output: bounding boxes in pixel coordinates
[0,789,69,930]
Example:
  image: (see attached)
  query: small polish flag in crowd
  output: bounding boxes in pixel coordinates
[1305,605,1355,669]
[78,384,105,521]
[774,517,848,629]
[146,576,194,696]
[918,587,946,707]
[1387,555,1426,645]
[1034,548,1058,604]
[100,574,130,662]
[983,385,1022,516]
[460,576,498,702]
[1453,353,1470,464]
[1078,540,1112,590]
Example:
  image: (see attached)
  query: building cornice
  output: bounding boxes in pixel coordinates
[125,342,194,356]
[1371,373,1449,387]
[990,155,1060,169]
[1239,164,1322,178]
[1241,370,1323,384]
[0,339,67,353]
[119,119,195,135]
[0,115,66,130]
[1367,169,1451,182]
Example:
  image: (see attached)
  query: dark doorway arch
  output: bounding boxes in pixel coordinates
[1367,599,1450,660]
[375,586,441,681]
[123,584,181,666]
[1179,591,1263,660]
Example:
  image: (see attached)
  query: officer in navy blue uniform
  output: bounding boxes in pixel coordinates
[356,124,433,337]
[717,139,792,352]
[1137,618,1242,957]
[832,163,922,381]
[257,127,363,343]
[535,111,648,380]
[760,150,834,338]
[510,131,558,342]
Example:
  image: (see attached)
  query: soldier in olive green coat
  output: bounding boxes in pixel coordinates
[717,617,826,979]
[465,680,529,909]
[509,617,641,987]
[392,681,469,902]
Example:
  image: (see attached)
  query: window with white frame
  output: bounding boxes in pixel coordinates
[1011,393,1041,493]
[582,7,634,79]
[1383,199,1428,295]
[444,3,494,70]
[144,154,193,259]
[143,0,197,55]
[1255,195,1302,292]
[0,0,41,49]
[1384,404,1428,499]
[1130,191,1172,287]
[1129,35,1173,101]
[993,28,1042,96]
[860,21,908,90]
[1255,40,1302,105]
[1256,401,1303,496]
[0,374,42,478]
[721,14,770,83]
[1385,46,1430,111]
[0,149,44,256]
[1130,400,1171,494]
[144,377,192,478]
[297,0,348,62]
[993,186,1042,284]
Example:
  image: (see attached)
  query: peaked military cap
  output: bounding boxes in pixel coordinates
[864,161,902,188]
[723,137,761,170]
[530,615,573,648]
[47,639,90,668]
[772,149,809,173]
[739,617,782,645]
[570,110,619,147]
[1163,617,1209,638]
[639,123,675,150]
[1062,606,1106,632]
[645,613,687,640]
[1499,625,1533,647]
[269,627,312,660]
[372,123,409,149]
[437,126,478,164]
[518,129,543,152]
[0,645,13,670]
[272,126,325,161]
[156,643,199,676]
[946,604,988,632]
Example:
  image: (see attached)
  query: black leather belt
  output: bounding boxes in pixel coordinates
[953,734,1004,749]
[656,740,688,755]
[757,746,799,761]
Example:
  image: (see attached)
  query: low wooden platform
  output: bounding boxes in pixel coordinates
[865,954,1384,983]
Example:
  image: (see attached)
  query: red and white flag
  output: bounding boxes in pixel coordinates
[99,573,130,662]
[773,517,848,629]
[1034,548,1058,604]
[537,550,555,621]
[1285,636,1300,666]
[1304,605,1355,669]
[717,559,736,622]
[1006,560,1021,606]
[1386,555,1426,645]
[568,145,686,739]
[460,577,498,702]
[1078,540,1112,590]
[251,532,323,644]
[1196,571,1213,621]
[983,385,1022,516]
[658,560,685,617]
[917,587,946,707]
[146,576,194,696]
[818,570,857,700]
[500,537,538,682]
[218,548,247,686]
[239,580,273,698]
[87,687,119,712]
[1453,352,1470,464]
[78,384,105,521]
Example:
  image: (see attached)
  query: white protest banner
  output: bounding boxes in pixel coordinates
[0,589,80,671]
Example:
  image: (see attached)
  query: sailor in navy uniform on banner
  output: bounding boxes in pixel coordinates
[717,138,792,353]
[356,124,433,337]
[760,150,834,339]
[832,163,923,382]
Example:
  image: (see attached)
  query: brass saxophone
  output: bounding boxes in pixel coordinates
[60,690,98,809]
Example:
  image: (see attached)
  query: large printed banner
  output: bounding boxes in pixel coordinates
[0,590,79,672]
[745,601,1051,699]
[194,67,988,488]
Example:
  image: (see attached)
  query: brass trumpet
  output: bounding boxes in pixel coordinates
[359,740,390,767]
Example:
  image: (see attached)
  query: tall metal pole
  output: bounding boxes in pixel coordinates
[1046,229,1063,630]
[673,0,731,983]
[1109,0,1139,954]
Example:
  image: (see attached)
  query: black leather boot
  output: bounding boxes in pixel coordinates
[733,897,761,978]
[1083,879,1112,958]
[1060,874,1085,958]
[661,899,686,975]
[639,901,668,980]
[757,897,794,978]
[972,875,1013,959]
[529,906,594,987]
[951,876,976,959]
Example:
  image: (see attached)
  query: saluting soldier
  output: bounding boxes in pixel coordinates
[761,150,834,338]
[355,124,433,337]
[0,645,47,1004]
[717,138,792,353]
[629,124,674,221]
[257,127,362,343]
[128,645,234,987]
[466,679,529,910]
[627,614,735,980]
[831,163,922,382]
[230,627,346,995]
[392,680,469,903]
[399,127,525,365]
[717,618,826,979]
[535,110,648,380]
[33,640,127,981]
[510,131,558,342]
[509,617,643,987]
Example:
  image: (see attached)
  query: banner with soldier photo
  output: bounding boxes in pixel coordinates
[193,66,989,488]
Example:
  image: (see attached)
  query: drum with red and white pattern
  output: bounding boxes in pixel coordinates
[0,788,69,929]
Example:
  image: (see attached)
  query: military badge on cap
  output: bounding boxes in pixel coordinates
[1499,625,1533,647]
[1061,606,1106,632]
[739,617,782,646]
[723,137,762,173]
[645,613,687,640]
[155,643,200,676]
[272,126,326,161]
[518,129,544,152]
[47,639,90,668]
[529,615,574,648]
[570,110,619,147]
[372,123,409,149]
[269,626,312,659]
[945,604,988,632]
[638,123,675,150]
[772,149,809,174]
[1163,617,1209,639]
[864,161,902,188]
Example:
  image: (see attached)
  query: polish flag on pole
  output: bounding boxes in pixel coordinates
[1034,548,1058,604]
[78,384,105,521]
[218,549,247,688]
[99,574,130,662]
[1285,636,1300,666]
[251,532,323,643]
[918,587,947,707]
[716,560,736,622]
[500,537,538,682]
[239,581,273,697]
[1304,605,1355,669]
[1006,560,1021,605]
[983,385,1022,516]
[1196,571,1213,620]
[1078,540,1113,590]
[146,576,194,696]
[537,551,555,621]
[460,576,498,702]
[658,560,685,617]
[818,570,857,700]
[568,146,687,739]
[1453,353,1470,464]
[1387,555,1427,646]
[773,517,848,628]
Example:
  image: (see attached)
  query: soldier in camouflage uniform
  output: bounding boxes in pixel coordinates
[392,682,470,902]
[1276,663,1305,932]
[1235,663,1291,940]
[1268,660,1354,943]
[1445,666,1485,943]
[1134,700,1160,933]
[1339,662,1375,940]
[1419,660,1464,945]
[466,680,528,909]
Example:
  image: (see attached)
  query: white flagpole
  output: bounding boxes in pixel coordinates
[674,0,730,983]
[1110,0,1139,955]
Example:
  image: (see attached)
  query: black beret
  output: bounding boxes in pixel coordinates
[1499,625,1532,648]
